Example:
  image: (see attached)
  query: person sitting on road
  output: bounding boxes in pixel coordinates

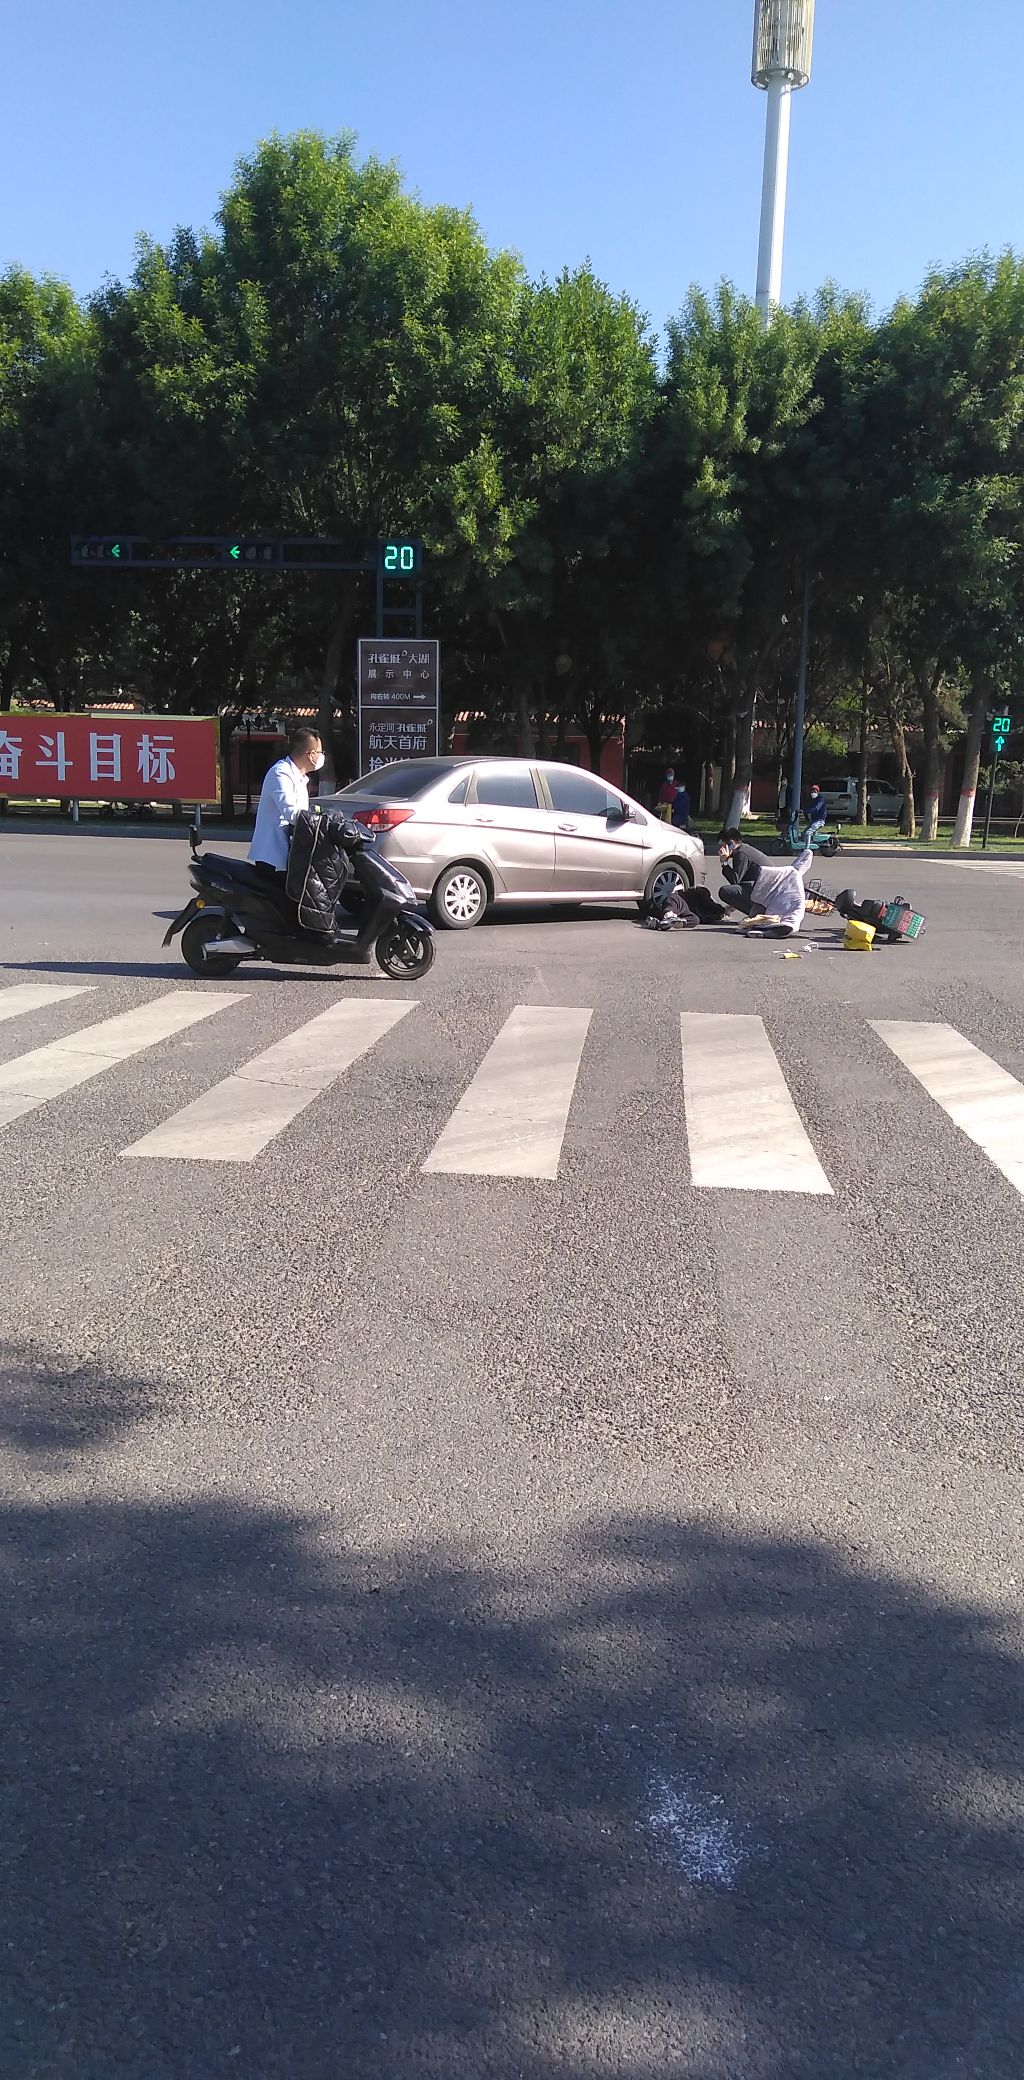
[248,726,325,888]
[717,831,771,899]
[717,828,812,938]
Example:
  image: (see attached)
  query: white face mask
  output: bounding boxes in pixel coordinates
[312,751,326,772]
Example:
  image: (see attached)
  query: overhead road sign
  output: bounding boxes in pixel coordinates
[71,535,424,574]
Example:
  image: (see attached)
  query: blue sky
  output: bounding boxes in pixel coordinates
[4,0,1023,336]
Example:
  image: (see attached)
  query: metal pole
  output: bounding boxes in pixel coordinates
[982,752,998,851]
[244,717,252,815]
[788,567,810,819]
[755,77,792,321]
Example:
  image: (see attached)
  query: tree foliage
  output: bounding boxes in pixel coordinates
[3,133,1023,826]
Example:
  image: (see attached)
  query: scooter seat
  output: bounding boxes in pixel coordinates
[200,853,272,889]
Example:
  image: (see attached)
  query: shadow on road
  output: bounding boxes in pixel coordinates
[0,818,244,844]
[1,1357,1021,2077]
[0,1341,157,1454]
[0,959,392,985]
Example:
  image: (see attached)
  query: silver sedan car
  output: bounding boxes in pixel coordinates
[323,756,705,929]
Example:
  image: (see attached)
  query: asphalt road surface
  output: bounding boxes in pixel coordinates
[2,825,1024,2080]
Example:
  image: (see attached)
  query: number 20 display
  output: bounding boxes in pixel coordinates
[382,542,419,573]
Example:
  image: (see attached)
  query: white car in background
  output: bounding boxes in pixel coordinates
[817,774,905,824]
[323,756,705,928]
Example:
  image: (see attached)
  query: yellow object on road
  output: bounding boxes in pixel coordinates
[844,919,875,952]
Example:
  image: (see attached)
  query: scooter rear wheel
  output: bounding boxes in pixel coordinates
[376,924,435,980]
[181,915,243,978]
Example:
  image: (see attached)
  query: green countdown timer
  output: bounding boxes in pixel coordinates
[381,540,420,574]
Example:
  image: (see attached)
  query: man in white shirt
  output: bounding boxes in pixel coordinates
[247,726,325,882]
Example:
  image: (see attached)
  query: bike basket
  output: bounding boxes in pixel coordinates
[804,879,839,916]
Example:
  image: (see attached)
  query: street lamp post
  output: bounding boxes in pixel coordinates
[751,5,816,823]
[752,1,815,323]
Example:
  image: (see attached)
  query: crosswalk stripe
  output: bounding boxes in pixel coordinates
[422,1004,592,1179]
[122,996,417,1162]
[936,859,1024,874]
[872,1020,1024,1197]
[680,1012,833,1194]
[0,983,95,1024]
[0,990,245,1129]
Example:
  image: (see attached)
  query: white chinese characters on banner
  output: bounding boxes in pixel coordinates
[138,734,176,786]
[0,730,22,781]
[38,732,72,781]
[89,733,122,784]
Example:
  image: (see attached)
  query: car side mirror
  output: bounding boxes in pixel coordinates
[608,801,630,822]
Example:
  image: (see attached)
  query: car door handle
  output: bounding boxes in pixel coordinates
[475,815,495,824]
[557,822,577,832]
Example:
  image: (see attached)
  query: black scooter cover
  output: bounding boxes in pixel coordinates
[285,810,352,933]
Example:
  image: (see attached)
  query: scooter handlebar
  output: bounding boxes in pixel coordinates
[318,812,367,853]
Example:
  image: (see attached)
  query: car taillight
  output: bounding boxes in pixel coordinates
[353,806,415,832]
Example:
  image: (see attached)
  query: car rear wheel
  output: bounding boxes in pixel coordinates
[641,858,694,913]
[430,863,489,930]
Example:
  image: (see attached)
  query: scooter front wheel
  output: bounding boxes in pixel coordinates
[375,923,435,980]
[181,914,243,978]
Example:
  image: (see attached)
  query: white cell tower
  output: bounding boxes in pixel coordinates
[752,0,815,320]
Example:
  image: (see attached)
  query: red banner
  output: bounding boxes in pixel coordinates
[0,714,220,803]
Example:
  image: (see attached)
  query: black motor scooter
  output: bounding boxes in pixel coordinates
[163,819,435,980]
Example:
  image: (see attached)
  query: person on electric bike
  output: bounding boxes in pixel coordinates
[248,726,325,889]
[805,784,829,834]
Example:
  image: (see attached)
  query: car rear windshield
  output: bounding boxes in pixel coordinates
[336,761,461,799]
[820,777,849,792]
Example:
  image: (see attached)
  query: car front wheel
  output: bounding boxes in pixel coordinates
[430,863,489,930]
[641,858,695,913]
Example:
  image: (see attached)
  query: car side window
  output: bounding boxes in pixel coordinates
[474,769,540,810]
[546,771,621,816]
[448,775,470,803]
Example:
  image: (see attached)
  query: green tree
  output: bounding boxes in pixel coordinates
[85,133,526,764]
[0,268,108,711]
[647,284,865,826]
[847,256,1024,839]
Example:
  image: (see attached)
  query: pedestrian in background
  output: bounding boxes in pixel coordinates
[657,766,678,822]
[671,778,692,832]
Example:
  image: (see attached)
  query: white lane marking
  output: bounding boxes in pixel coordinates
[680,1011,832,1194]
[422,1004,592,1179]
[872,1020,1024,1197]
[0,991,245,1129]
[123,997,416,1162]
[0,983,94,1024]
[934,858,1024,874]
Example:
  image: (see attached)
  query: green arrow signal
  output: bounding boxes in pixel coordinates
[111,543,120,559]
[229,544,240,561]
